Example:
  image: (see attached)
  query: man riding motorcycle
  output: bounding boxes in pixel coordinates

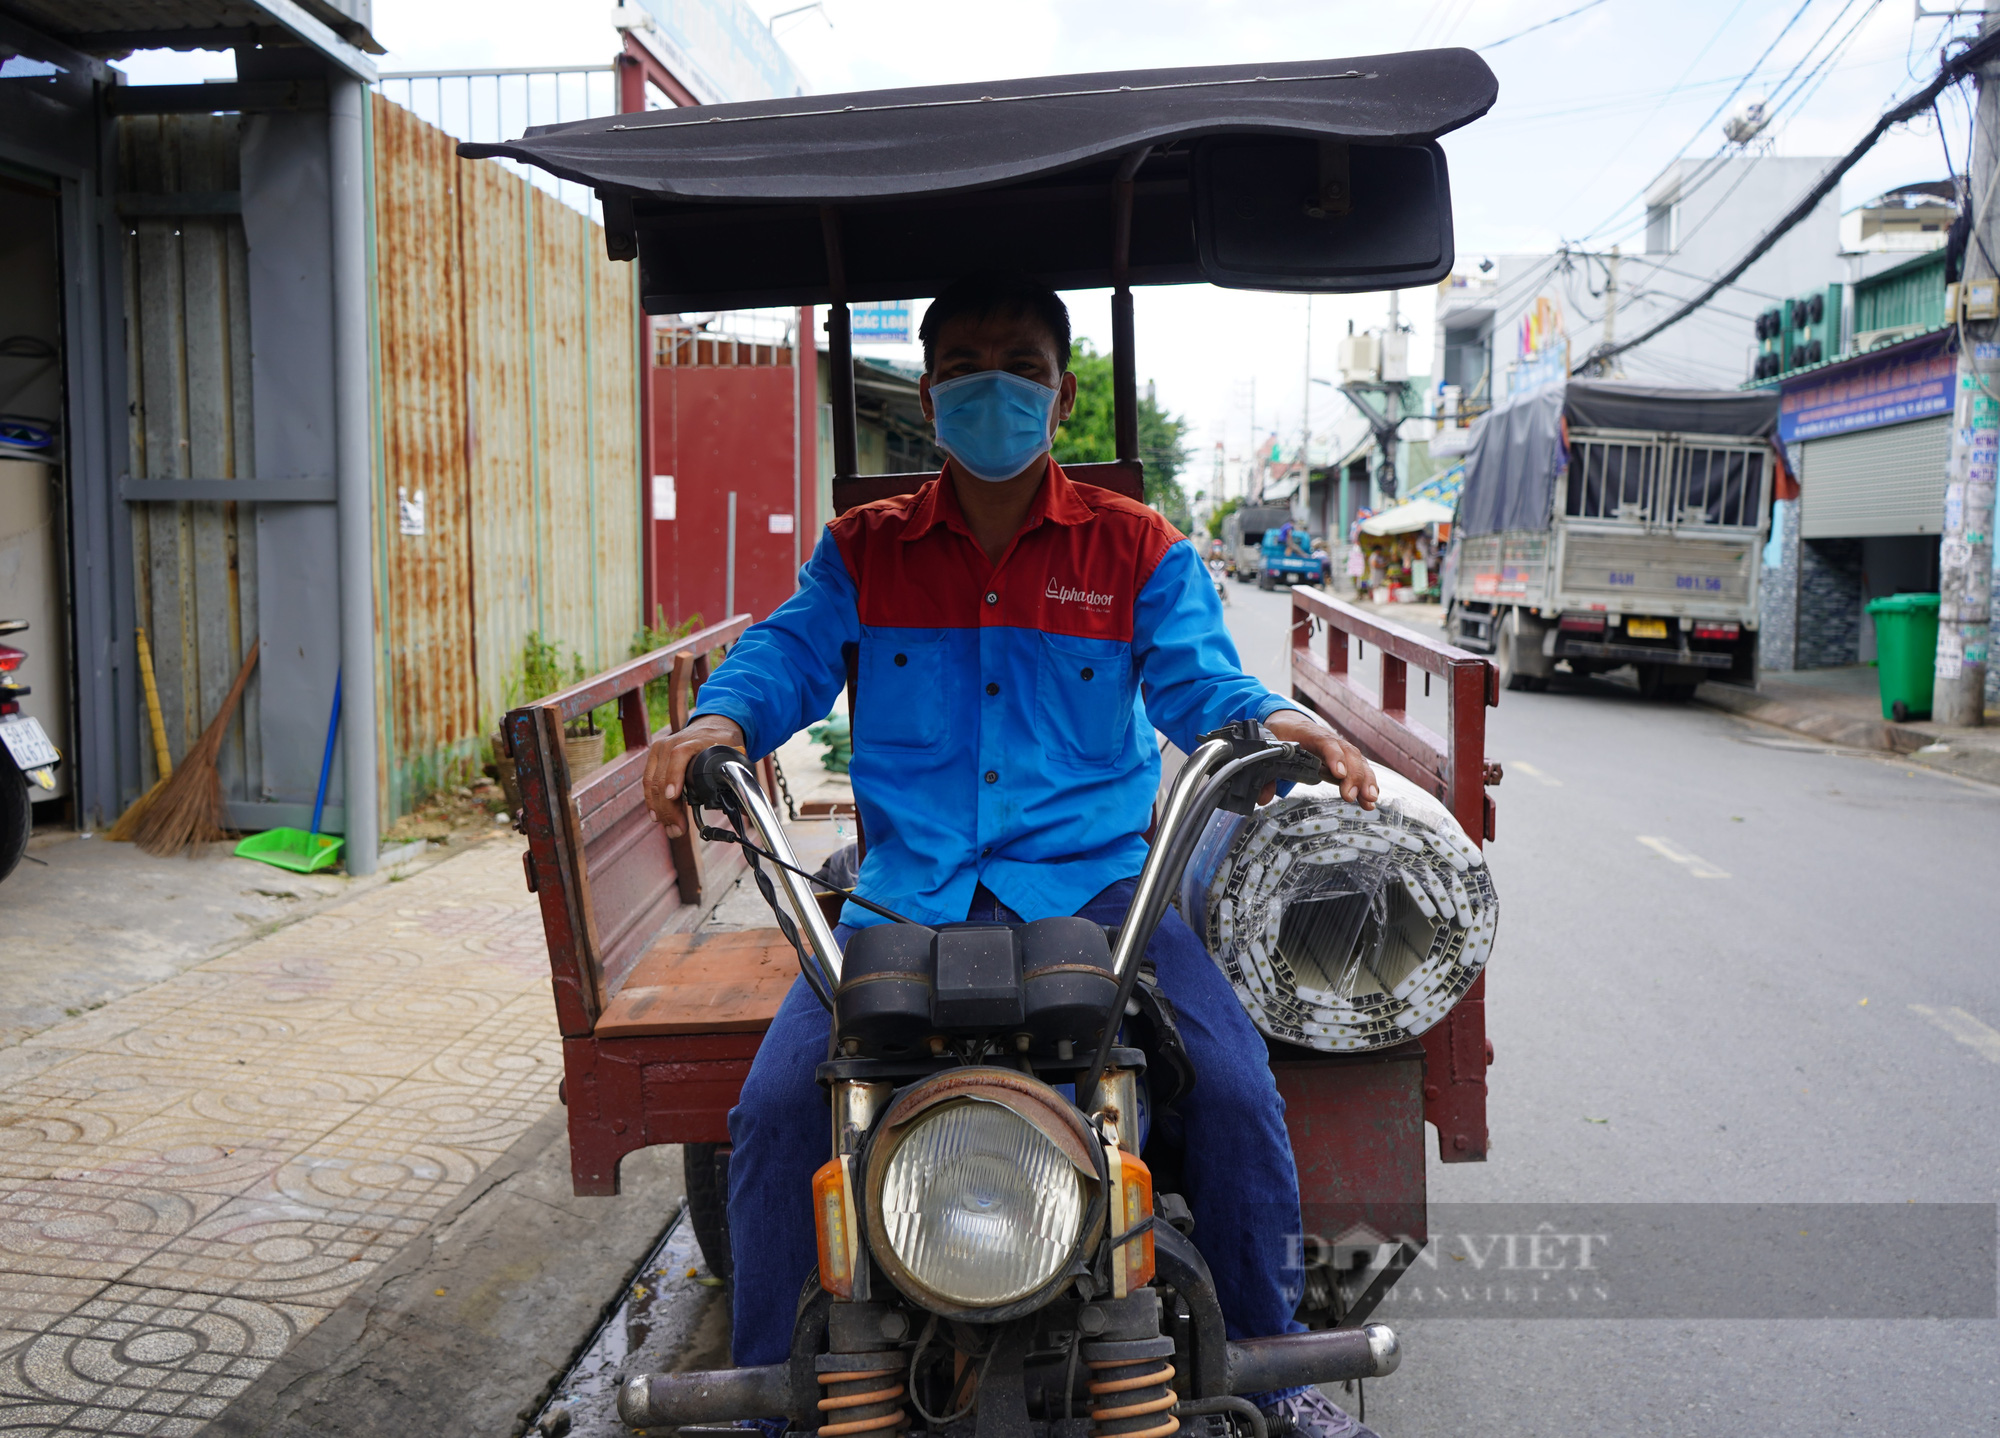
[644,271,1382,1438]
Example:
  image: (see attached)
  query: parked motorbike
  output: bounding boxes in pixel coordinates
[618,723,1401,1438]
[0,618,59,881]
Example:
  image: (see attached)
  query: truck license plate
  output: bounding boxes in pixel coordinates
[0,717,59,772]
[1626,618,1668,639]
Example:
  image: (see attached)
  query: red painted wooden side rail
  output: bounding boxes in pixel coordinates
[505,613,786,1194]
[1288,585,1501,1163]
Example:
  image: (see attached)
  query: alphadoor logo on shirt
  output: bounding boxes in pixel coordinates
[1045,576,1115,611]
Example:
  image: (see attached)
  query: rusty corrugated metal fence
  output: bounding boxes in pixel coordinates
[370,92,641,817]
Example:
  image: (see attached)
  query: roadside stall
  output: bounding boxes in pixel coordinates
[1358,497,1454,601]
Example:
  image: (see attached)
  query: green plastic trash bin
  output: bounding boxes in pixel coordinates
[1865,592,1940,722]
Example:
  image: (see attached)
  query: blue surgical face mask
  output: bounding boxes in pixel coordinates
[928,369,1060,482]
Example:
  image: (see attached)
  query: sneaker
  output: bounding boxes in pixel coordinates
[1259,1386,1379,1438]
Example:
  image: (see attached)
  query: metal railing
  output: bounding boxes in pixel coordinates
[652,311,800,365]
[1562,427,1768,531]
[1288,586,1496,845]
[374,65,619,219]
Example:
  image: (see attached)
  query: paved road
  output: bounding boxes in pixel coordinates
[1222,581,2000,1436]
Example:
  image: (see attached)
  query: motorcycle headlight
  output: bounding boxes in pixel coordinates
[863,1069,1101,1317]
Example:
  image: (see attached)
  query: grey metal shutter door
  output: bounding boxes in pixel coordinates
[1796,416,1950,538]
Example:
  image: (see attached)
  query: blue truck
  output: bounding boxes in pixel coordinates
[1257,524,1324,590]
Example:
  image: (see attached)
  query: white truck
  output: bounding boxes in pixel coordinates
[1220,502,1294,581]
[1443,380,1779,701]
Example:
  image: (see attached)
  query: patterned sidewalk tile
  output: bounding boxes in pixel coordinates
[0,1281,323,1435]
[0,838,561,1436]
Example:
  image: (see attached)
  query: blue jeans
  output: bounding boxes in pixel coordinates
[725,877,1307,1367]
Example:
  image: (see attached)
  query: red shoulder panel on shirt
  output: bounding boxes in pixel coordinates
[833,473,1187,638]
[831,483,984,629]
[1010,484,1183,641]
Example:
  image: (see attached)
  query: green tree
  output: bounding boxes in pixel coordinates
[1054,345,1116,464]
[1206,496,1241,540]
[1052,342,1193,532]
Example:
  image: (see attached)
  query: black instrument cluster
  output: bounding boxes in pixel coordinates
[835,917,1119,1061]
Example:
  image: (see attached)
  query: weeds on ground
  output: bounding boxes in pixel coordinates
[598,608,704,760]
[490,612,708,767]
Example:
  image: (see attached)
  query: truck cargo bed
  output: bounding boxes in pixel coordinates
[1555,524,1758,613]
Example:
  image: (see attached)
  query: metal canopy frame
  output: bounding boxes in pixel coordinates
[817,144,1148,482]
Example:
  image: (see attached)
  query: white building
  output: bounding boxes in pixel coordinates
[1430,154,1846,451]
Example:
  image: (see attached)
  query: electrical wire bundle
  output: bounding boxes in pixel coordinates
[1178,766,1497,1052]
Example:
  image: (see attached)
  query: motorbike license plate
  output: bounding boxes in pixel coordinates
[0,717,59,772]
[1626,618,1668,639]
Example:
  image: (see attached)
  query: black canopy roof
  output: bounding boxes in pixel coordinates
[461,50,1496,313]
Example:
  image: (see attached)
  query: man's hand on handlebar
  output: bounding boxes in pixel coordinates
[643,715,747,838]
[1263,709,1379,810]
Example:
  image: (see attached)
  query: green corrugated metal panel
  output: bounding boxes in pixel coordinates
[1854,250,1947,336]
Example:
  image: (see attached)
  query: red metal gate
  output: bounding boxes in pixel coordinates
[646,321,817,628]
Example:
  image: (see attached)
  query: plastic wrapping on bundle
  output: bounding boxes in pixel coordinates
[1178,765,1497,1051]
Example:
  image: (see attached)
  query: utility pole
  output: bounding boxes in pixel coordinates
[1382,291,1402,506]
[1937,7,2000,726]
[1301,295,1314,498]
[1602,244,1620,363]
[1248,377,1258,500]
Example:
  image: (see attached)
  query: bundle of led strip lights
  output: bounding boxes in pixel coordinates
[1178,766,1498,1052]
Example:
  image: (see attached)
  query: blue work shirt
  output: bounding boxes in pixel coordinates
[692,462,1301,927]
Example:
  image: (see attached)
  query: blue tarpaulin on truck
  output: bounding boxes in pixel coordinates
[1457,386,1566,537]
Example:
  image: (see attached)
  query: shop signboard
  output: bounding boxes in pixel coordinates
[851,301,913,344]
[1777,335,1953,443]
[1510,295,1568,396]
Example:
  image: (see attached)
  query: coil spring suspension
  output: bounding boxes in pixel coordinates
[815,1351,908,1438]
[1084,1335,1179,1438]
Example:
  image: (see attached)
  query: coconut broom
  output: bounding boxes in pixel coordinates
[107,626,175,842]
[130,639,260,857]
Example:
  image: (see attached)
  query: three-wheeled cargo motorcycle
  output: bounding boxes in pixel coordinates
[477,47,1503,1438]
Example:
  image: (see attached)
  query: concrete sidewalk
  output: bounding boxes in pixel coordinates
[0,830,473,1054]
[1696,666,2000,786]
[0,837,564,1435]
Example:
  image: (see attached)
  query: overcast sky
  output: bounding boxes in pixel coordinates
[127,0,1987,489]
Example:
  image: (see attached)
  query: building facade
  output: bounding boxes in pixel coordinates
[1758,258,1955,675]
[0,2,649,872]
[1430,154,1847,454]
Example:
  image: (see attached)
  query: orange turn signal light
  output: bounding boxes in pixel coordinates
[1116,1150,1155,1291]
[813,1158,855,1298]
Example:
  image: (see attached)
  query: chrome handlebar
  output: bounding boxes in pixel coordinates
[1107,736,1235,984]
[694,751,845,994]
[686,722,1317,1034]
